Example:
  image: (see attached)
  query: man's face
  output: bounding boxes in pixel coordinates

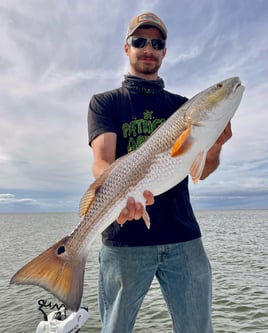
[124,27,166,79]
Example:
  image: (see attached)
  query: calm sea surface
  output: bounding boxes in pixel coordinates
[0,210,267,332]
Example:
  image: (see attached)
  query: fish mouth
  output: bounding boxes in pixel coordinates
[235,81,242,89]
[233,78,244,92]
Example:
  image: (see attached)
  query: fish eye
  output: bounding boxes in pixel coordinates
[57,245,65,255]
[216,83,223,89]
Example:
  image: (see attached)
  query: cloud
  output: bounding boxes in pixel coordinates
[0,193,36,204]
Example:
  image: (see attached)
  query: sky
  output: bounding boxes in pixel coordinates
[0,0,268,213]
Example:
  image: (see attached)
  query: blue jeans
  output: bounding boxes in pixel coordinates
[98,238,213,333]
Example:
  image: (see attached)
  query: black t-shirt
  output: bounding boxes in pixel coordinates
[88,75,201,246]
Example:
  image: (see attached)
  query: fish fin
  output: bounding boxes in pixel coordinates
[190,151,207,183]
[142,209,151,229]
[79,161,120,217]
[171,127,194,157]
[79,182,100,217]
[10,236,86,311]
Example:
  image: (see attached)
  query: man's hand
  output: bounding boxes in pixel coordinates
[200,121,232,180]
[117,191,154,225]
[215,121,232,145]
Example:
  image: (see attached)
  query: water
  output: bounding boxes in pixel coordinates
[0,210,267,332]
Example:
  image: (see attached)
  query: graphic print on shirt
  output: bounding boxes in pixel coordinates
[122,110,165,153]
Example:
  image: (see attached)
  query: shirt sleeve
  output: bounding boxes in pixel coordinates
[87,92,117,146]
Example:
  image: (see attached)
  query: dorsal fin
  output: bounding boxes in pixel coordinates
[79,160,121,217]
[171,127,193,157]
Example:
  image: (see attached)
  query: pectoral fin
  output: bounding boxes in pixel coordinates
[171,127,194,157]
[190,151,207,183]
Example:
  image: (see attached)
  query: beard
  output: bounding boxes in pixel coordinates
[131,55,162,75]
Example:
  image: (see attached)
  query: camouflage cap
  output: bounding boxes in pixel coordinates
[126,12,167,40]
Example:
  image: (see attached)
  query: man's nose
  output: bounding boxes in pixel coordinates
[143,41,153,51]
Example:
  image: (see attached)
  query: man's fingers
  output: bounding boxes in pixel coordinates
[133,202,144,220]
[144,190,154,205]
[116,192,154,225]
[117,207,129,225]
[117,197,137,225]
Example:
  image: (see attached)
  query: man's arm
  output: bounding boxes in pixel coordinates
[200,122,232,180]
[91,132,117,178]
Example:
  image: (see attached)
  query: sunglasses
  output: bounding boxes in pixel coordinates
[127,36,166,50]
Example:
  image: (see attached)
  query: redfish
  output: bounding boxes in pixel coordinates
[10,77,245,311]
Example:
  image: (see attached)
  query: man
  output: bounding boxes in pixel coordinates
[88,12,231,333]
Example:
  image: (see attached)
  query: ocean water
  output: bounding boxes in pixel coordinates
[0,210,267,332]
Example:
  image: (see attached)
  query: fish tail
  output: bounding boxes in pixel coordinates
[10,236,86,311]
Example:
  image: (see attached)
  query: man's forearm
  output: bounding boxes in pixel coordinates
[200,121,232,180]
[92,160,112,179]
[200,143,222,180]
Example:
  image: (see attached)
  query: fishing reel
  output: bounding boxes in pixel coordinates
[36,299,89,333]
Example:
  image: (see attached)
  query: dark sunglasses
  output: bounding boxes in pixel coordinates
[127,36,166,50]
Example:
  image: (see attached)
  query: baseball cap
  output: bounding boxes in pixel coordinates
[126,12,167,40]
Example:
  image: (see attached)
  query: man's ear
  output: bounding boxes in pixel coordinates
[124,43,130,56]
